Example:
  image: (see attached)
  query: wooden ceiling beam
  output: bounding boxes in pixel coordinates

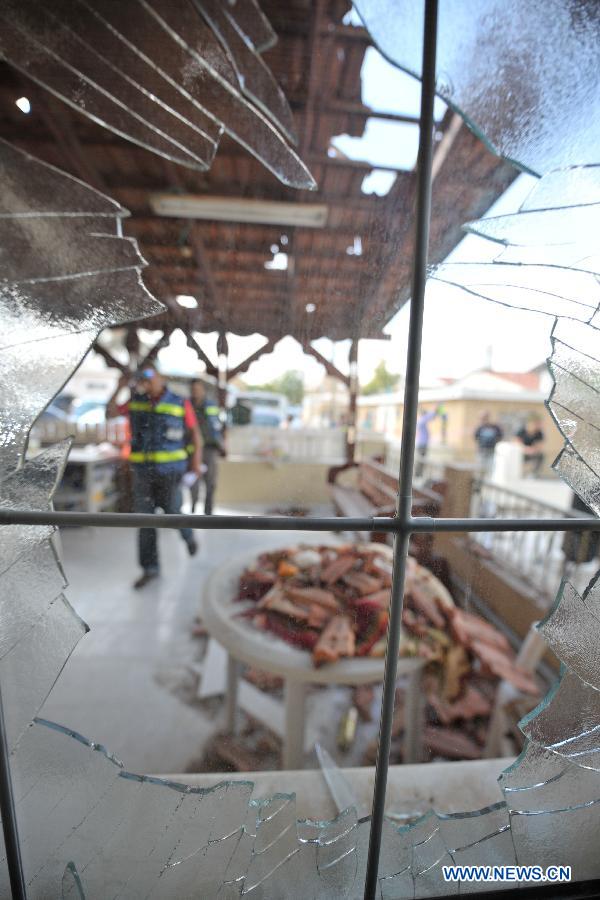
[318,99,420,126]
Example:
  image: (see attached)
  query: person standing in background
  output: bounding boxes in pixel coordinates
[515,413,546,476]
[107,366,202,588]
[189,379,225,515]
[415,406,439,477]
[474,411,503,474]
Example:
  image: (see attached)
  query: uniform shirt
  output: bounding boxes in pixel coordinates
[516,427,544,448]
[474,423,503,449]
[193,400,223,450]
[118,395,197,429]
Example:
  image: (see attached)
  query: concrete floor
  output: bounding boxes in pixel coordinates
[40,504,352,775]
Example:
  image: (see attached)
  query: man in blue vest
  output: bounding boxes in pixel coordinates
[108,366,202,589]
[189,379,225,515]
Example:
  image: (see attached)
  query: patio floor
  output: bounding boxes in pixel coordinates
[40,503,365,775]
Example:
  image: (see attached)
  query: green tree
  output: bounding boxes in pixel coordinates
[361,361,399,395]
[248,370,304,405]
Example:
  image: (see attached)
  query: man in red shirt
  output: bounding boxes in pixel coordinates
[107,366,202,588]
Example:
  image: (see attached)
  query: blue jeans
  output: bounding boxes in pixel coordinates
[132,467,193,573]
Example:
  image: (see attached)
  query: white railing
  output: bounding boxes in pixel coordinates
[32,420,347,463]
[31,420,128,446]
[471,478,598,603]
[225,426,346,464]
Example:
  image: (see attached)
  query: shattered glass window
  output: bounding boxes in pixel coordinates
[0,0,599,897]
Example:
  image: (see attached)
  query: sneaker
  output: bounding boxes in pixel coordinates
[133,571,159,590]
[187,538,198,557]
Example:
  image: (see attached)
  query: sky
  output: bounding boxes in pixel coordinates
[158,42,555,390]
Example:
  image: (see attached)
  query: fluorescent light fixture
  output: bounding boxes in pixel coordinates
[346,236,363,256]
[264,251,288,271]
[15,96,31,114]
[149,194,329,228]
[176,294,198,308]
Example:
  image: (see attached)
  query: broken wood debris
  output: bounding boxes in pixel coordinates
[226,543,544,764]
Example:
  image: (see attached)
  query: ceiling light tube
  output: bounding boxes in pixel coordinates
[149,194,329,228]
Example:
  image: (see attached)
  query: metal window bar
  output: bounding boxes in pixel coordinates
[0,1,598,897]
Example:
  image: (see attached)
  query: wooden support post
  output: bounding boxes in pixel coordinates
[347,338,359,463]
[216,332,229,434]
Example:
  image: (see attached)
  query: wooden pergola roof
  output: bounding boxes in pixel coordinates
[0,0,516,346]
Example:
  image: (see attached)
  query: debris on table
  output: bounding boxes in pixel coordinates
[231,543,543,764]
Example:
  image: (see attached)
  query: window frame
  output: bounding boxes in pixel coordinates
[0,0,598,897]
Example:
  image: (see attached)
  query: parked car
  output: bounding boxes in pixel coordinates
[229,391,288,427]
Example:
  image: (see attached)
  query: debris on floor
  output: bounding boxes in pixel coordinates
[195,718,282,773]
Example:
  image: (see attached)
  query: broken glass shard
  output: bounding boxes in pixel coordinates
[193,0,297,141]
[221,0,277,54]
[520,669,600,769]
[555,445,600,517]
[0,2,208,171]
[353,0,600,175]
[0,0,315,187]
[1,596,87,752]
[0,444,69,569]
[0,140,162,473]
[432,262,599,321]
[538,581,600,691]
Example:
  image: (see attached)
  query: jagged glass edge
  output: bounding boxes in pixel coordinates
[352,2,540,178]
[0,0,315,187]
[1,7,597,893]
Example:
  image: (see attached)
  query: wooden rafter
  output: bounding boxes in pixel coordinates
[186,334,218,378]
[226,338,277,381]
[0,1,516,349]
[138,328,173,369]
[302,342,350,387]
[92,341,129,374]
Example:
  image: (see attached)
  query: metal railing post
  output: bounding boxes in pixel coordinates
[363,0,439,896]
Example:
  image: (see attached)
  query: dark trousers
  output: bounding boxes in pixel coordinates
[415,445,427,478]
[190,445,219,515]
[132,466,193,573]
[524,451,545,475]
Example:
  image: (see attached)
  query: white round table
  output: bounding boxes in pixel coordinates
[202,541,426,769]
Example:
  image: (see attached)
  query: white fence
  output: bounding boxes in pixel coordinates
[31,420,128,446]
[33,421,348,464]
[226,426,346,463]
